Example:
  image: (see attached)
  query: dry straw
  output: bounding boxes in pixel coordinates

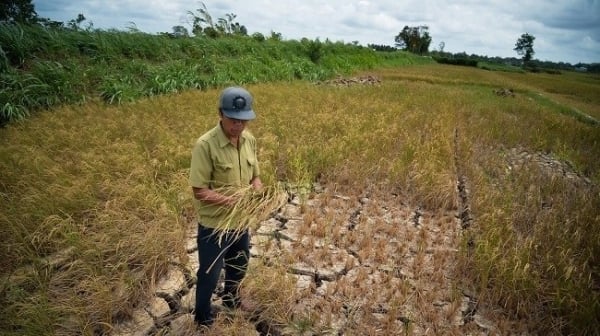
[209,184,289,245]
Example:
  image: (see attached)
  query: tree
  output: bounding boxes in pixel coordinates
[187,2,247,37]
[394,25,432,54]
[216,13,247,35]
[368,44,397,52]
[514,33,535,66]
[0,0,37,23]
[172,25,189,37]
[269,31,282,41]
[67,13,88,30]
[251,32,265,42]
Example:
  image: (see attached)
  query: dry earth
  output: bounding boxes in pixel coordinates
[107,144,594,336]
[108,182,502,336]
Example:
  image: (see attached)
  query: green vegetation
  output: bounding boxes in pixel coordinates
[0,22,429,125]
[515,32,536,66]
[0,21,599,336]
[394,25,432,55]
[477,61,525,72]
[434,57,479,67]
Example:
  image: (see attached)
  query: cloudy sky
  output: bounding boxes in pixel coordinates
[33,0,599,64]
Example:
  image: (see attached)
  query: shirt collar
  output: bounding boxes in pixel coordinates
[216,122,247,148]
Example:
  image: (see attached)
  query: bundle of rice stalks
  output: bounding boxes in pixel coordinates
[212,184,289,243]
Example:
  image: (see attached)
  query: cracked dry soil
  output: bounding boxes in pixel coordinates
[109,182,506,336]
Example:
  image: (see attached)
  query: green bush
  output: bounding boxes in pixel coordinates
[434,57,478,67]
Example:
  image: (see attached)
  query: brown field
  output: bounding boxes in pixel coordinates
[1,64,599,335]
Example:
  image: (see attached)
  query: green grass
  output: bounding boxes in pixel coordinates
[0,23,428,125]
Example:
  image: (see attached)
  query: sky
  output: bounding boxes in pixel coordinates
[33,0,600,64]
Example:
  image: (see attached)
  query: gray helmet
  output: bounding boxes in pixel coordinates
[219,86,256,120]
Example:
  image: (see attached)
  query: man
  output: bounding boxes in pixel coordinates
[189,86,262,327]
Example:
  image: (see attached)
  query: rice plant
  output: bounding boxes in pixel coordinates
[1,44,598,335]
[210,184,289,244]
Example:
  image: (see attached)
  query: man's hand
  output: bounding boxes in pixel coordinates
[251,176,263,190]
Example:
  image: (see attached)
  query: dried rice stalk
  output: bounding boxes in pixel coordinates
[212,184,288,243]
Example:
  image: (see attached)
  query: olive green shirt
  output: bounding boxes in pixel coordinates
[189,123,260,228]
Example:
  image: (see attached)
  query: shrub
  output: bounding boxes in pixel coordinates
[434,57,478,67]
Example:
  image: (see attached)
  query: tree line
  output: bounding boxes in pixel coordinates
[369,25,597,72]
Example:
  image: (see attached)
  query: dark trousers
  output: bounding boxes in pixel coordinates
[194,224,250,325]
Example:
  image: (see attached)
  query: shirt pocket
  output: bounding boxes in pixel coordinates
[213,162,234,184]
[242,157,255,183]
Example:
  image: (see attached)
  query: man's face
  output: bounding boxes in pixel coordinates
[220,112,248,138]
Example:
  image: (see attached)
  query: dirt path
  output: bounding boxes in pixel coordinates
[108,180,508,336]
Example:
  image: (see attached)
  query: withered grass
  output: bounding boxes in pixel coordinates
[1,64,598,334]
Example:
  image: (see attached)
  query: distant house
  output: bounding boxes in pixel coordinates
[575,67,588,72]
